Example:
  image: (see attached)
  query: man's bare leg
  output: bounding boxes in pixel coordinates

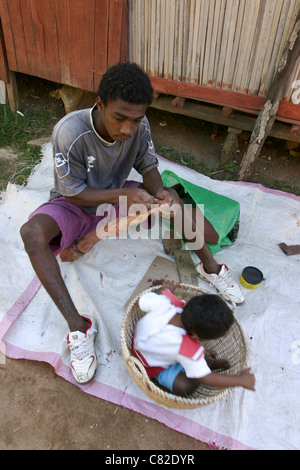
[164,189,220,274]
[20,214,89,333]
[163,189,244,303]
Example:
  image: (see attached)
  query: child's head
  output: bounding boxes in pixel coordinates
[181,294,234,340]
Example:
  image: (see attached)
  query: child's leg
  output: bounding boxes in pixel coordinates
[156,363,199,397]
[156,356,231,397]
[172,354,231,396]
[172,371,201,396]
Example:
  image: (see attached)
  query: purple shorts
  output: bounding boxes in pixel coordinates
[28,181,140,255]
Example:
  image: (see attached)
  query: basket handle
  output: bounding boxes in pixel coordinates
[127,355,152,388]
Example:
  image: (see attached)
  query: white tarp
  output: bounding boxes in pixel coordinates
[1,142,299,450]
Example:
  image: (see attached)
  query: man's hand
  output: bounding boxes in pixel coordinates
[142,168,182,210]
[155,188,181,207]
[123,187,161,209]
[152,188,184,220]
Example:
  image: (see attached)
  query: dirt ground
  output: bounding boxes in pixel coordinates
[1,358,213,451]
[1,74,299,451]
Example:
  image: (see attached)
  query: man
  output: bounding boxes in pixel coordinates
[20,62,244,385]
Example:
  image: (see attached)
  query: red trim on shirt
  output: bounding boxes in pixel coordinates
[131,328,165,378]
[161,288,186,308]
[179,334,205,359]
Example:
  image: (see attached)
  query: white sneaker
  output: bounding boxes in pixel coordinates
[66,315,98,384]
[196,263,245,304]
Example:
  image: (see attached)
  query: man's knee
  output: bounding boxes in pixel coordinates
[20,219,44,255]
[20,214,60,255]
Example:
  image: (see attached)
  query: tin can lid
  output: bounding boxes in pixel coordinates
[242,266,264,285]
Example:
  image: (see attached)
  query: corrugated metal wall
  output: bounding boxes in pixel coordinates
[128,0,300,101]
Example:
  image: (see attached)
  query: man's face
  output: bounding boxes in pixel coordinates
[95,97,148,143]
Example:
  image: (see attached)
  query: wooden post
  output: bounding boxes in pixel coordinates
[6,71,19,112]
[238,12,300,180]
[221,127,242,163]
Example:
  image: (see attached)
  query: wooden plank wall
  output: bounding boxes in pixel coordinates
[128,0,300,121]
[0,17,8,82]
[0,0,127,92]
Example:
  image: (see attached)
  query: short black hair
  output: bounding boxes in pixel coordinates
[181,294,234,340]
[98,62,153,106]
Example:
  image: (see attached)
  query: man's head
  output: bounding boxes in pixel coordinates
[97,62,153,107]
[181,294,234,340]
[94,62,153,142]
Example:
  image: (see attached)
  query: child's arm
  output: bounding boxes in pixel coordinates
[198,368,255,391]
[157,280,180,294]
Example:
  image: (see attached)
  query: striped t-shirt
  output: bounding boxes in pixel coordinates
[50,105,158,212]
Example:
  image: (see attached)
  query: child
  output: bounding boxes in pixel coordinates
[132,281,255,397]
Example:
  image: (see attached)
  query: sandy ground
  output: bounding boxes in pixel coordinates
[1,74,299,451]
[0,358,212,450]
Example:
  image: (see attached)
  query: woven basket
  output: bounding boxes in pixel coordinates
[120,283,249,409]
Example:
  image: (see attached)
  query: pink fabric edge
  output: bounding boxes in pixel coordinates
[1,340,253,450]
[0,275,41,341]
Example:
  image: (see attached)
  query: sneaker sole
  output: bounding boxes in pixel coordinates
[72,358,98,385]
[196,270,210,284]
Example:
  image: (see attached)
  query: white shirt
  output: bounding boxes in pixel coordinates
[134,291,211,379]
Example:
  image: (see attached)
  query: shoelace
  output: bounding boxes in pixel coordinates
[69,338,88,360]
[210,267,234,288]
[66,327,97,361]
[219,268,235,287]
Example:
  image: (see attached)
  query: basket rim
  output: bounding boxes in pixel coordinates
[120,283,248,407]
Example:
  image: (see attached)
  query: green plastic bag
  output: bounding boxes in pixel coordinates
[161,170,240,255]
